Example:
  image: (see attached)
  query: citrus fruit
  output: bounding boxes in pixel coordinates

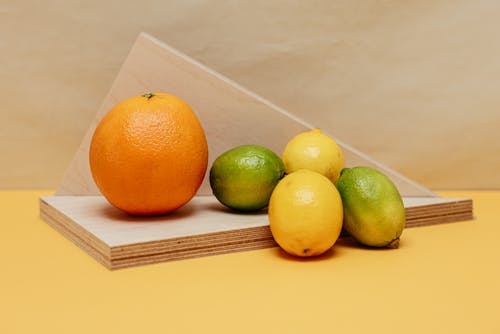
[209,145,285,211]
[336,166,405,248]
[89,92,208,216]
[282,128,345,183]
[268,169,343,257]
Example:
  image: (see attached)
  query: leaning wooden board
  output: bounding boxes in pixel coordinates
[40,33,473,269]
[56,33,434,197]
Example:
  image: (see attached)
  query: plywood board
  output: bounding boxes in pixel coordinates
[56,32,435,197]
[40,195,473,269]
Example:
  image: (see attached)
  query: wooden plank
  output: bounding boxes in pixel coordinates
[56,32,435,197]
[40,195,473,269]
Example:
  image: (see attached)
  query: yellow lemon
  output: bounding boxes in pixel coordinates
[282,128,345,183]
[268,169,343,257]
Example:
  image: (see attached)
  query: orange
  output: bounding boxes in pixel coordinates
[89,92,208,216]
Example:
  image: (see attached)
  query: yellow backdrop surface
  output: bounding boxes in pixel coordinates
[1,190,499,333]
[1,1,499,189]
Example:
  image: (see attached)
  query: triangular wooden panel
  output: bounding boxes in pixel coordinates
[56,32,434,197]
[40,33,473,269]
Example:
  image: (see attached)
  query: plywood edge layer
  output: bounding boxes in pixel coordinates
[40,197,110,256]
[40,203,112,268]
[407,212,474,228]
[110,239,278,270]
[404,197,472,210]
[405,199,472,217]
[110,225,272,257]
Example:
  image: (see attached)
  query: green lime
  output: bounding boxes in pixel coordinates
[209,145,285,211]
[336,166,406,248]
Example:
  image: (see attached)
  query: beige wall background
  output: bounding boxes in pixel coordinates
[1,0,499,190]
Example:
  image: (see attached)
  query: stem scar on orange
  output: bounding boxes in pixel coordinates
[89,92,208,216]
